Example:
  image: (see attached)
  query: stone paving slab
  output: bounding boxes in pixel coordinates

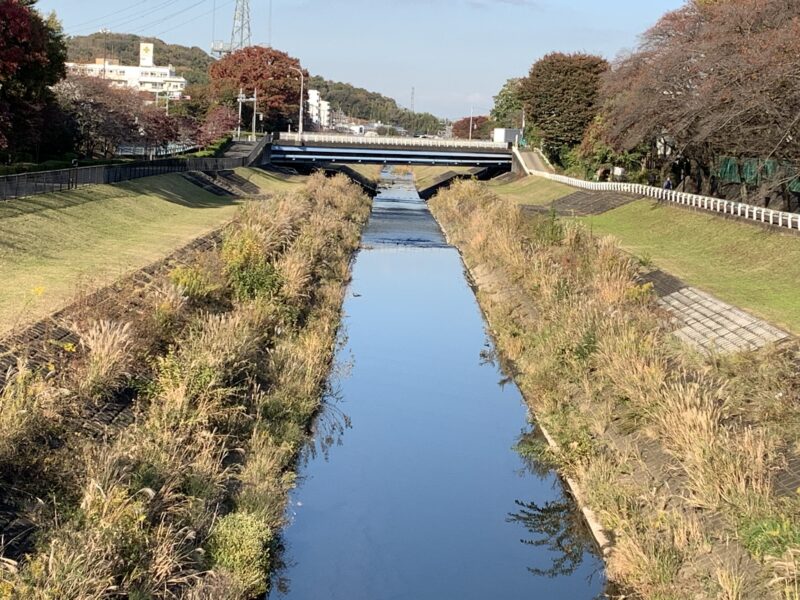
[639,269,792,354]
[522,189,637,217]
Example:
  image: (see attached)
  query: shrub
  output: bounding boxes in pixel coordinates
[169,265,221,301]
[222,228,281,301]
[208,512,272,596]
[0,360,56,463]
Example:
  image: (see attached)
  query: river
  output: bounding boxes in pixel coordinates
[268,169,606,599]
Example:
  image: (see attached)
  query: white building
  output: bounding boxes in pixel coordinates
[307,89,332,129]
[66,43,188,100]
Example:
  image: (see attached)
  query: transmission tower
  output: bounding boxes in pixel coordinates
[231,0,252,52]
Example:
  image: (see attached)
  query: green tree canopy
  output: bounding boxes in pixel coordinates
[491,78,524,129]
[520,52,608,161]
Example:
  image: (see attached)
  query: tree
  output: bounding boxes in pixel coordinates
[491,78,524,129]
[209,46,307,133]
[197,106,238,147]
[55,77,141,157]
[0,0,67,158]
[519,53,608,162]
[452,115,494,140]
[600,0,800,203]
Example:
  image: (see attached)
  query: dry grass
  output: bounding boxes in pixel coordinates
[74,320,134,401]
[0,172,371,598]
[430,178,800,599]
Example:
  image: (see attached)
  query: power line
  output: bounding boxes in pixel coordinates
[130,0,209,36]
[68,0,187,35]
[154,0,235,40]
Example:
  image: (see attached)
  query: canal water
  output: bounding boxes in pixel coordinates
[268,170,606,599]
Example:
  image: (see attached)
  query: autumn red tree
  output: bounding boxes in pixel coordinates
[209,46,307,132]
[452,115,493,140]
[0,0,67,157]
[197,106,238,146]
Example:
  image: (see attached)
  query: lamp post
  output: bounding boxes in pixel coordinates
[289,66,304,137]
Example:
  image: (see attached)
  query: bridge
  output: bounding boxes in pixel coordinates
[268,133,513,170]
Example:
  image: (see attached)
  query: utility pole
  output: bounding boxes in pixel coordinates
[251,87,258,141]
[469,105,474,141]
[290,66,304,136]
[100,28,110,79]
[237,88,245,140]
[411,86,415,113]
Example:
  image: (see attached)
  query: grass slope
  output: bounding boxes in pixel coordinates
[235,167,306,193]
[0,174,240,334]
[487,175,575,206]
[583,199,800,333]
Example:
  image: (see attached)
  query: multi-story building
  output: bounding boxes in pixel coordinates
[307,89,332,129]
[66,43,188,100]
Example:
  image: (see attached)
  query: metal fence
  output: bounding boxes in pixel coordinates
[0,138,271,201]
[512,147,800,232]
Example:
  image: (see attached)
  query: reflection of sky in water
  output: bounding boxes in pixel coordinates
[269,173,606,600]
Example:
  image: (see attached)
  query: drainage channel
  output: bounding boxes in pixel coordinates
[268,169,606,599]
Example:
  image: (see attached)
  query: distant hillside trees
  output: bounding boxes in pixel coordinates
[0,0,67,160]
[209,46,307,133]
[66,33,214,85]
[519,52,608,163]
[308,76,443,135]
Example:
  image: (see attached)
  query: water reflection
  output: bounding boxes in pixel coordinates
[267,173,606,599]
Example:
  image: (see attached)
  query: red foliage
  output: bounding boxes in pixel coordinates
[209,46,307,129]
[452,115,492,139]
[198,106,238,147]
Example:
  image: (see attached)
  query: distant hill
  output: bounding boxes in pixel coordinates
[308,76,444,135]
[67,35,444,132]
[66,33,214,85]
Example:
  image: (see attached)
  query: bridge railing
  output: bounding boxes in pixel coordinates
[513,148,800,232]
[279,132,510,150]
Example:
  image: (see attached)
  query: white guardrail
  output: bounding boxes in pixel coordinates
[513,147,800,232]
[279,133,510,150]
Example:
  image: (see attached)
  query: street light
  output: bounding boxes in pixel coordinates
[289,66,304,137]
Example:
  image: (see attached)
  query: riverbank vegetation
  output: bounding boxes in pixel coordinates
[430,179,800,599]
[0,173,371,598]
[0,170,301,335]
[488,175,800,334]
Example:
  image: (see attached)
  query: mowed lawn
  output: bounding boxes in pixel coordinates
[0,174,242,334]
[235,167,306,192]
[487,175,575,206]
[582,199,800,333]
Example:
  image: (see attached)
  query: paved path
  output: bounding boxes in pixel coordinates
[517,149,553,173]
[640,270,791,353]
[523,189,637,217]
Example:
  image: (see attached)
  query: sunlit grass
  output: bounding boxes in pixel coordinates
[582,199,800,333]
[487,174,575,206]
[0,174,242,334]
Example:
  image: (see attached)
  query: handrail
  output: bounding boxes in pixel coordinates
[512,147,800,232]
[279,132,510,150]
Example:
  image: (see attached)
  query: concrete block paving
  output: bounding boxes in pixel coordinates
[640,270,791,354]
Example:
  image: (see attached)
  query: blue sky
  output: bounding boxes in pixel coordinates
[38,0,685,119]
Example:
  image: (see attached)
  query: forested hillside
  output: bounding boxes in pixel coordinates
[67,33,214,84]
[308,76,443,135]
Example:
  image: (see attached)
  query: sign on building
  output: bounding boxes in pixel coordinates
[139,43,154,67]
